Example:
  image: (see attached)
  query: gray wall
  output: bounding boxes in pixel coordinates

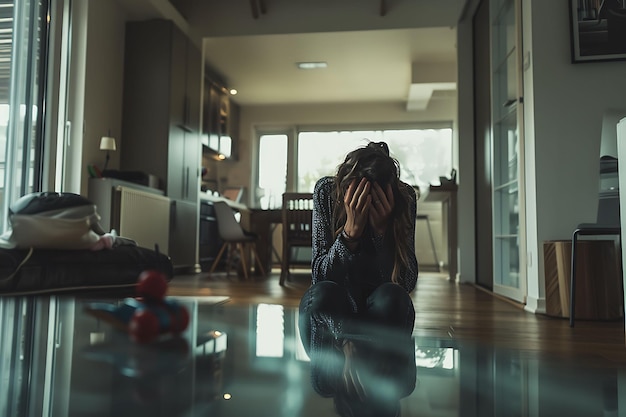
[456,0,481,284]
[80,0,127,197]
[524,0,626,311]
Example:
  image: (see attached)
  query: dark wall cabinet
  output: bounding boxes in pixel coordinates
[121,19,201,270]
[202,80,239,160]
[203,83,220,150]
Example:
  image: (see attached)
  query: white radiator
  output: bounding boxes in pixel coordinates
[113,186,170,255]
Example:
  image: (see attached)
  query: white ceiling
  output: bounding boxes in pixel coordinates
[117,0,465,107]
[203,27,458,106]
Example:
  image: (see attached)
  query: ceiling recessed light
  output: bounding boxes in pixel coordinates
[296,61,328,69]
[229,88,238,95]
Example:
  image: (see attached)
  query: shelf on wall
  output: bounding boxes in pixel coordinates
[202,143,229,161]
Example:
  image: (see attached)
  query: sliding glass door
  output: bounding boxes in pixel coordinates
[0,0,50,232]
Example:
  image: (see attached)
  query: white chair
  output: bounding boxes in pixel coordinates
[209,201,265,280]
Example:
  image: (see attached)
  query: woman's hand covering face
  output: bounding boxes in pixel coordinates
[369,182,394,236]
[343,178,371,239]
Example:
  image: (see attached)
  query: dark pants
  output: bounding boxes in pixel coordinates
[298,281,415,354]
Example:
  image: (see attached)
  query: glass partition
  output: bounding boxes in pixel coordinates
[0,0,49,233]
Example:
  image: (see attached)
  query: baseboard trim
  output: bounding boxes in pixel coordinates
[470,284,526,310]
[524,296,546,314]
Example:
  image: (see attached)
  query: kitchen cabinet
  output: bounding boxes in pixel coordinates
[121,19,201,271]
[203,83,220,151]
[202,80,238,160]
[224,98,240,159]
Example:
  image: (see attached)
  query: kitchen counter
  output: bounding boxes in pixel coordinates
[199,191,248,212]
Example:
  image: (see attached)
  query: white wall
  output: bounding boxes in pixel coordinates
[524,0,626,311]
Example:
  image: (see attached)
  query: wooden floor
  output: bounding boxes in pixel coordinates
[169,269,626,364]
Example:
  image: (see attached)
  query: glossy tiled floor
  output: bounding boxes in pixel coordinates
[1,275,625,416]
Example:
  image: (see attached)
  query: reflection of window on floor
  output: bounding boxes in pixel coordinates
[255,304,311,362]
[415,345,456,370]
[256,303,285,358]
[256,127,452,208]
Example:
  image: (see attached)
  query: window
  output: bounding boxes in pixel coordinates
[256,126,453,207]
[297,132,370,193]
[0,0,49,233]
[298,128,453,192]
[257,133,288,209]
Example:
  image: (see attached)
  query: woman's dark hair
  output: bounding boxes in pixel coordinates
[332,141,413,283]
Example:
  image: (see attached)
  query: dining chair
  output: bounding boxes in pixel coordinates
[280,192,313,286]
[209,201,265,280]
[570,157,622,327]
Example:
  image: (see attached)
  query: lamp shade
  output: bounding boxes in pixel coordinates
[99,136,116,151]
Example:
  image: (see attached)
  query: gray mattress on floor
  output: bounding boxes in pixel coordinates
[0,245,173,295]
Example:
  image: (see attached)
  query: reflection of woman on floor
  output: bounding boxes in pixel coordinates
[320,331,417,417]
[299,141,418,416]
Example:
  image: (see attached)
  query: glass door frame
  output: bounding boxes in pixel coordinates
[490,0,527,303]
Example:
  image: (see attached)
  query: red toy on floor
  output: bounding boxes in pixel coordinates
[85,269,189,344]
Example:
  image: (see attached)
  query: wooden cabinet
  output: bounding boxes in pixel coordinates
[121,19,201,270]
[543,240,622,320]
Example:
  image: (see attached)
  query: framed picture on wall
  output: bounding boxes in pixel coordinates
[569,0,626,63]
